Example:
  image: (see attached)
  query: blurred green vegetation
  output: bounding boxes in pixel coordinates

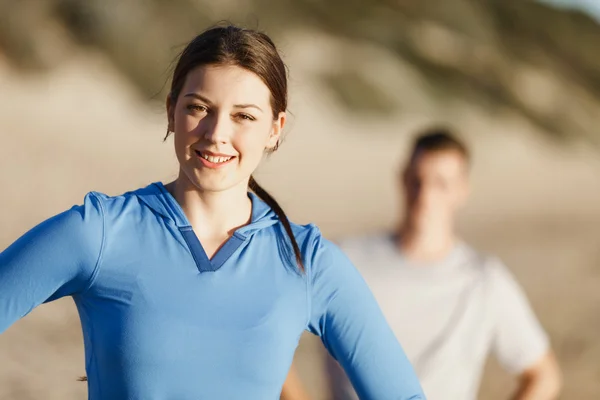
[1,0,599,144]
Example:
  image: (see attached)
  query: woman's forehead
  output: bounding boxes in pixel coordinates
[181,65,271,106]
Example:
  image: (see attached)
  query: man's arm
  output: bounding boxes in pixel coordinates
[486,259,562,400]
[511,352,562,400]
[280,361,312,400]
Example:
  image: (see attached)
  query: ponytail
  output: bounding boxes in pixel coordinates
[249,176,304,272]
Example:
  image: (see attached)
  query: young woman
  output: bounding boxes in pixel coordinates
[0,25,424,399]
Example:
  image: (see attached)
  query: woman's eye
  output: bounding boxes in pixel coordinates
[187,104,208,113]
[236,113,255,121]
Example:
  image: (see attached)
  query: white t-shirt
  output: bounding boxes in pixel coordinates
[328,234,549,400]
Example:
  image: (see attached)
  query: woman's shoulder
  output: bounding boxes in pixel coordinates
[285,221,338,254]
[286,220,321,242]
[83,183,164,218]
[282,222,351,273]
[87,183,155,205]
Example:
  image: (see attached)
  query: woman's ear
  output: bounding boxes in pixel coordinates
[267,111,286,150]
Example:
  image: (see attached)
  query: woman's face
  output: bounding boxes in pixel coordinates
[168,64,284,193]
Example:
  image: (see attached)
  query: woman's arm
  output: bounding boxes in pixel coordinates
[280,361,312,400]
[0,193,104,333]
[306,236,424,400]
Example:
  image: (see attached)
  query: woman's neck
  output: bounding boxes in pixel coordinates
[166,173,252,239]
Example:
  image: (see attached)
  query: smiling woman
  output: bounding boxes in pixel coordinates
[0,24,424,400]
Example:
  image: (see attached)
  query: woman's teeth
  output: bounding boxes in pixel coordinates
[200,153,233,163]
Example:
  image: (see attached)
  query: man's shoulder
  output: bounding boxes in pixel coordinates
[336,232,393,253]
[457,244,526,298]
[455,242,505,274]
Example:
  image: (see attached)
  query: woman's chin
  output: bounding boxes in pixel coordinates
[189,174,249,194]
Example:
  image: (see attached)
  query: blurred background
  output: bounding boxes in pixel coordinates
[1,0,599,398]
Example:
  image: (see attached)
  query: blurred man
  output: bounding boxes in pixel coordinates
[322,129,562,399]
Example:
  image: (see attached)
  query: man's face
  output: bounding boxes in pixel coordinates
[402,149,469,229]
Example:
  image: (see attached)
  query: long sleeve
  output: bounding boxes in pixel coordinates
[0,193,105,333]
[307,236,425,400]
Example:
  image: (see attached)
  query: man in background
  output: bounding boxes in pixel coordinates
[323,128,561,399]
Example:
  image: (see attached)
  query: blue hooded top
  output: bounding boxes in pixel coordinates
[0,182,424,399]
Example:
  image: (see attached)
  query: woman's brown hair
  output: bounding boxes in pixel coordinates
[166,24,304,271]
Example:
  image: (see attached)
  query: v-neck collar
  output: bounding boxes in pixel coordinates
[141,182,278,273]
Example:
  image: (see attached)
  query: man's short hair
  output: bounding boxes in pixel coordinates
[409,127,470,164]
